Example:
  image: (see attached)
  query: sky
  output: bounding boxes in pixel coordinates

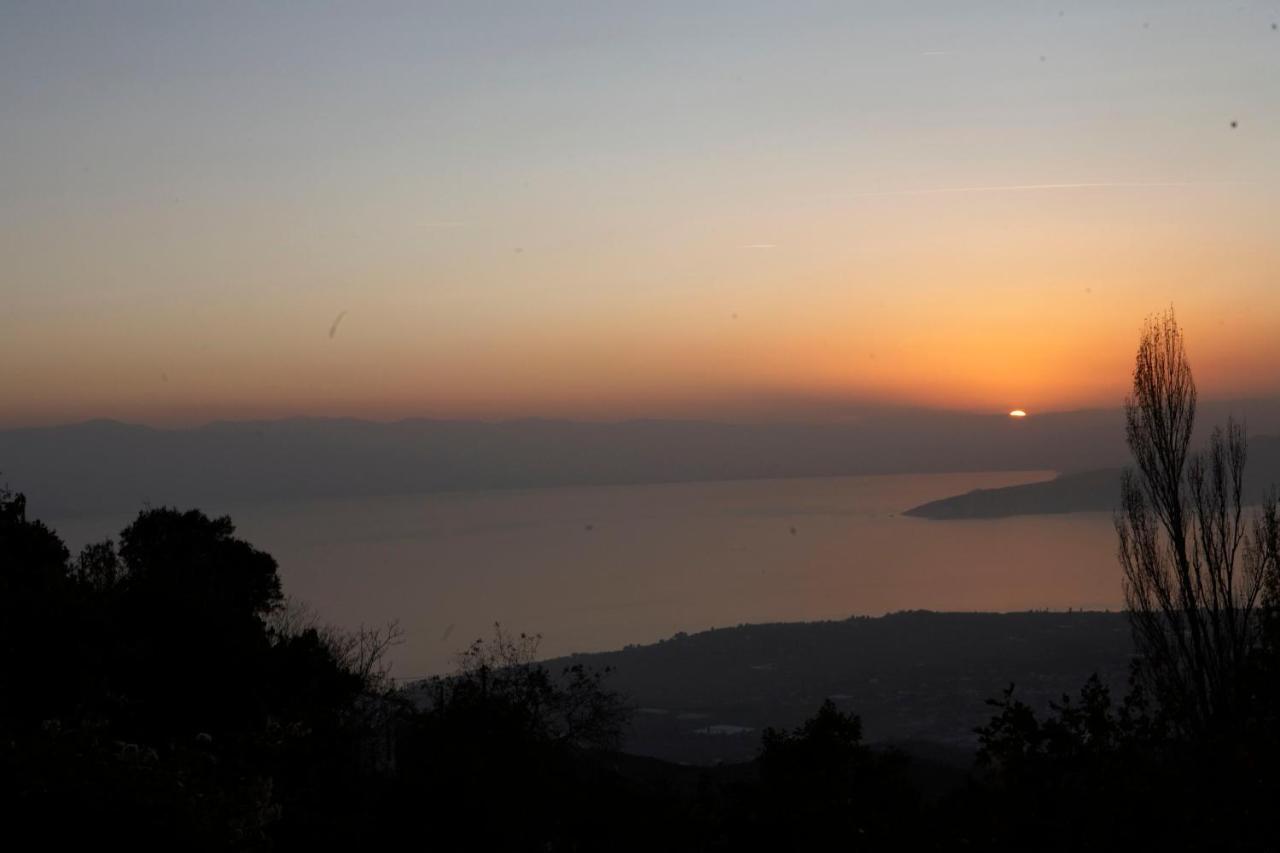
[3,1,1280,427]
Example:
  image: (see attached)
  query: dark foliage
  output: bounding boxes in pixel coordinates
[0,490,392,847]
[0,487,641,850]
[735,699,918,850]
[6,461,1280,850]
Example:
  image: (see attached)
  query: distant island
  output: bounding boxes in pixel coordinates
[904,468,1121,519]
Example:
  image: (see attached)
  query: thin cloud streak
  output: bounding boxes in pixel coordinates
[417,220,472,229]
[851,180,1248,198]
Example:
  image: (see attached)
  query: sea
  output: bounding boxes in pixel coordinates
[47,470,1122,677]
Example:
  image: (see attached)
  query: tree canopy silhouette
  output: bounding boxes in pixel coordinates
[1115,309,1280,736]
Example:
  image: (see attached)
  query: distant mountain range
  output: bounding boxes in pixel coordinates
[906,432,1280,520]
[5,397,1280,518]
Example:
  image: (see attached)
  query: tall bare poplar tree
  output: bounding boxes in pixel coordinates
[1116,309,1280,736]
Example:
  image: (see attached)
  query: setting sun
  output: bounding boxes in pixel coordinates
[1008,409,1028,418]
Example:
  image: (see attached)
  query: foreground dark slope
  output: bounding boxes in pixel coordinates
[545,610,1133,765]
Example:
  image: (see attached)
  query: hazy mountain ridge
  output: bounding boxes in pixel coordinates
[5,398,1280,518]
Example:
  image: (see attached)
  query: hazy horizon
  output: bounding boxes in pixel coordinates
[10,389,1280,432]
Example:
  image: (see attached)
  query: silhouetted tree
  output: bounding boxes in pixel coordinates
[0,486,69,581]
[1115,309,1280,736]
[0,486,83,727]
[424,623,630,750]
[0,493,417,848]
[388,625,631,850]
[730,699,917,851]
[969,675,1180,850]
[74,538,122,592]
[118,507,283,620]
[969,312,1280,849]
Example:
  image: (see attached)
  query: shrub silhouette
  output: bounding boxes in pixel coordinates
[725,699,918,851]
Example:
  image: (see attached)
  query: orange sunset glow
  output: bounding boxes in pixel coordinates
[4,2,1279,430]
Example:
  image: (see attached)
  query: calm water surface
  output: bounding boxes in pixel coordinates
[50,471,1122,676]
